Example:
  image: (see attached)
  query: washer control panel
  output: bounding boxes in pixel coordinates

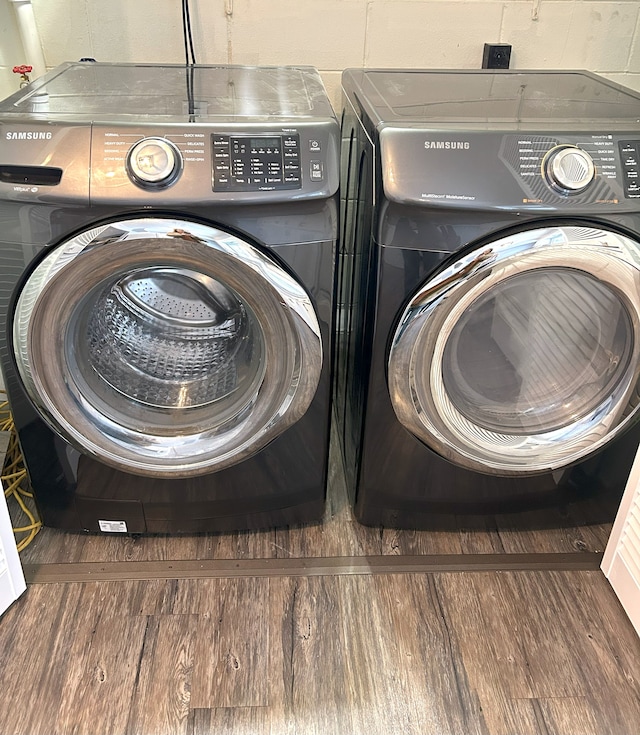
[83,122,338,204]
[212,133,302,191]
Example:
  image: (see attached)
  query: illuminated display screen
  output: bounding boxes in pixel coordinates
[250,137,280,149]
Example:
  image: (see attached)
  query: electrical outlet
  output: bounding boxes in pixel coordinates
[482,43,512,69]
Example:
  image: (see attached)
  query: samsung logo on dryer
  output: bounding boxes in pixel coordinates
[5,131,53,140]
[424,141,470,150]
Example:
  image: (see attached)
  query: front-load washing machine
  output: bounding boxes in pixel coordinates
[0,62,338,534]
[338,68,640,529]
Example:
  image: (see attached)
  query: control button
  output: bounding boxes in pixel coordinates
[618,141,640,198]
[310,160,324,181]
[542,145,595,194]
[309,139,321,152]
[211,133,303,191]
[126,137,182,189]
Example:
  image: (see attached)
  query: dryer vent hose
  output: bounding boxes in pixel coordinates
[1,389,42,552]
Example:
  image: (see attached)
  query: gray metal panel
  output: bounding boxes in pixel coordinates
[0,63,336,122]
[378,128,639,212]
[341,68,640,130]
[89,121,339,204]
[0,123,90,203]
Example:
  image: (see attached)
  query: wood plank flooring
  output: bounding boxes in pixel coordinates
[4,434,638,733]
[1,570,639,735]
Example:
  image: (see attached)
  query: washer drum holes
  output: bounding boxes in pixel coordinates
[13,219,323,478]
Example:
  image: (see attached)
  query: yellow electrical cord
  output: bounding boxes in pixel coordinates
[1,389,42,551]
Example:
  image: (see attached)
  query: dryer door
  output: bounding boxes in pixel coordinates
[13,218,322,478]
[388,225,640,475]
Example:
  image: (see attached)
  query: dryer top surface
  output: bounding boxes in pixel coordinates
[343,69,640,131]
[0,63,335,123]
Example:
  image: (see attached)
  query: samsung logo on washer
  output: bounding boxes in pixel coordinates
[424,141,470,150]
[5,131,53,140]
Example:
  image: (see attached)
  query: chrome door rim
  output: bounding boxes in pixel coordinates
[388,226,640,475]
[13,218,323,477]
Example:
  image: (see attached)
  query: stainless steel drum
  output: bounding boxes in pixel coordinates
[13,218,323,477]
[86,268,249,408]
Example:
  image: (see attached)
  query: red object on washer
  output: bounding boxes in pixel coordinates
[13,65,33,75]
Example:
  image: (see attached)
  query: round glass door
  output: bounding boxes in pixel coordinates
[13,218,322,477]
[388,226,640,475]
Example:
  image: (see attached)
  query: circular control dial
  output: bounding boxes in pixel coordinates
[127,137,182,188]
[543,145,595,194]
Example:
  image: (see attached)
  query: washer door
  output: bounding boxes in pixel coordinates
[13,218,322,477]
[388,226,640,475]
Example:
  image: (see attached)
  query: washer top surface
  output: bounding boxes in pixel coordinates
[0,62,335,122]
[0,62,339,203]
[343,69,640,130]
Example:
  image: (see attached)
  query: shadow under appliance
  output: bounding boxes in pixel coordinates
[0,62,339,534]
[337,68,640,528]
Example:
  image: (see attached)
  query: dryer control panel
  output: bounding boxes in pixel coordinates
[378,128,640,211]
[504,135,631,201]
[619,141,640,198]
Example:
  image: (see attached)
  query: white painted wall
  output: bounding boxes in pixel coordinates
[0,1,27,98]
[0,1,639,110]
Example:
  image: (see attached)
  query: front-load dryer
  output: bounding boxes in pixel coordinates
[338,68,640,529]
[0,62,338,534]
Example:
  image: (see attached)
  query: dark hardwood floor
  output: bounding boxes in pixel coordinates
[1,570,639,734]
[2,438,639,734]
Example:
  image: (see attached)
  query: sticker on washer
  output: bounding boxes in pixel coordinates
[98,520,128,533]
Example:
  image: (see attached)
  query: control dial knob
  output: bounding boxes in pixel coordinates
[543,145,595,194]
[127,137,182,188]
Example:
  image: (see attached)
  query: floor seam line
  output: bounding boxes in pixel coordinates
[22,552,604,584]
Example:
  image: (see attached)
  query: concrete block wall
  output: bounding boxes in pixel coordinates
[1,1,640,110]
[0,1,27,98]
